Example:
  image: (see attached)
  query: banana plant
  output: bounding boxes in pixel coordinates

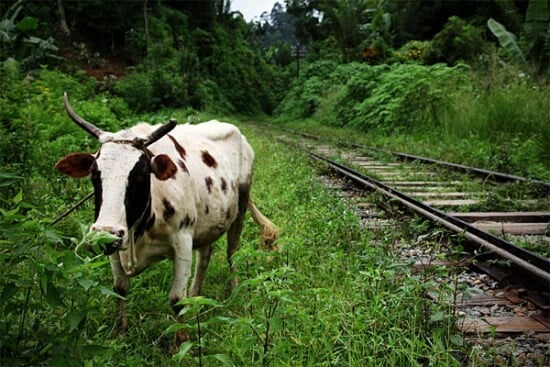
[488,0,549,74]
[0,0,58,68]
[487,18,528,69]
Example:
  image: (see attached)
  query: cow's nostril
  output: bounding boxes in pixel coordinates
[111,229,125,238]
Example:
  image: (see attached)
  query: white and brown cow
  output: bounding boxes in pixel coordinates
[55,93,278,339]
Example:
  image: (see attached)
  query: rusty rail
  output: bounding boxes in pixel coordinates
[307,150,550,287]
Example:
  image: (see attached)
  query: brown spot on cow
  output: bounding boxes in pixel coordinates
[179,214,193,229]
[178,159,189,174]
[163,198,175,220]
[152,154,177,180]
[205,177,214,193]
[205,205,209,215]
[201,151,218,168]
[220,177,228,194]
[168,135,186,159]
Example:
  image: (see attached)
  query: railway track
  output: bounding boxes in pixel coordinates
[275,131,549,365]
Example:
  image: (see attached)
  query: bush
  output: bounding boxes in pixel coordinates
[328,63,382,126]
[114,47,192,112]
[275,76,325,117]
[395,40,430,62]
[275,60,342,118]
[0,0,60,71]
[193,79,234,114]
[204,24,283,115]
[424,16,487,66]
[277,62,473,131]
[345,63,472,130]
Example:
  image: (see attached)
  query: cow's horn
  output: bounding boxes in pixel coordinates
[135,118,177,148]
[64,92,104,139]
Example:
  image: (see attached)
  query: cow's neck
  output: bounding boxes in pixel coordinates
[132,198,152,241]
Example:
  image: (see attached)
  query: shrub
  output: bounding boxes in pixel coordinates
[193,79,235,114]
[0,0,60,70]
[275,60,341,118]
[203,24,283,115]
[324,63,472,131]
[424,16,487,66]
[277,61,472,131]
[275,76,325,117]
[395,40,430,62]
[329,63,382,126]
[114,62,188,112]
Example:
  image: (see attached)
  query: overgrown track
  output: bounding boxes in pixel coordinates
[277,131,550,344]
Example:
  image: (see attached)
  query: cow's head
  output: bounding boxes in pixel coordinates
[55,93,177,255]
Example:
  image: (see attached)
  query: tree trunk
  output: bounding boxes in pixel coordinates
[144,0,150,55]
[57,0,70,36]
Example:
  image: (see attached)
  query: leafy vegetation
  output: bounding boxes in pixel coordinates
[0,0,59,69]
[0,69,468,364]
[1,0,549,365]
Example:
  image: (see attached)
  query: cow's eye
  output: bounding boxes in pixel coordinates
[91,167,100,181]
[133,173,148,183]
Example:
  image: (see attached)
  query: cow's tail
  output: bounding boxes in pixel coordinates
[247,200,280,252]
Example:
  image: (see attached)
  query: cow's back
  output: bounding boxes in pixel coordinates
[129,121,253,266]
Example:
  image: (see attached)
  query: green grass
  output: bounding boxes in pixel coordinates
[1,114,467,366]
[4,66,546,366]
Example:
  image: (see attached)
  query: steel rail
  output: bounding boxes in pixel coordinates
[288,129,549,188]
[350,143,550,189]
[306,150,550,286]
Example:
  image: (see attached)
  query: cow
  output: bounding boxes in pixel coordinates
[55,93,279,342]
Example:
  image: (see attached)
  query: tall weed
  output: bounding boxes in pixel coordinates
[348,63,471,131]
[277,61,472,131]
[431,76,550,177]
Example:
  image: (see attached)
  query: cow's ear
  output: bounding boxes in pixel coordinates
[151,154,177,180]
[55,153,96,178]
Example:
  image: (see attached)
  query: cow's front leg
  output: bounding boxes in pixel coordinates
[169,232,193,345]
[110,253,130,334]
[189,244,213,297]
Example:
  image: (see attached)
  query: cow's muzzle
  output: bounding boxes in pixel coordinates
[85,237,123,256]
[103,238,123,255]
[86,227,126,256]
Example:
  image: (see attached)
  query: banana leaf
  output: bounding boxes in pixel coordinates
[487,18,528,69]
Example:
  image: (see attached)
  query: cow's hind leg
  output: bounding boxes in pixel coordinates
[189,244,213,297]
[110,253,130,334]
[226,186,250,289]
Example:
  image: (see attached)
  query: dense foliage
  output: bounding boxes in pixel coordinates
[277,61,472,127]
[0,69,463,366]
[1,0,288,114]
[276,58,549,179]
[1,0,549,365]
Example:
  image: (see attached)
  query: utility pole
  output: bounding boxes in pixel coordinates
[293,43,306,78]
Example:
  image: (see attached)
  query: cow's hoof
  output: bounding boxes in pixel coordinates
[170,329,191,354]
[175,328,190,343]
